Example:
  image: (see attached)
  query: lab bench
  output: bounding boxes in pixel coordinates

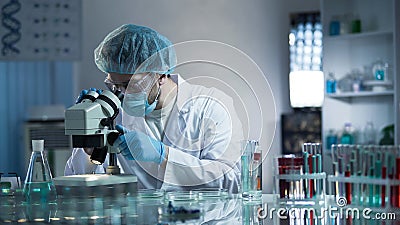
[1,191,399,225]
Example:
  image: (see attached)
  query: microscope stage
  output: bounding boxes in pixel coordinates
[53,174,137,187]
[53,174,137,196]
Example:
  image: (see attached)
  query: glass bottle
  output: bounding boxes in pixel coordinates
[23,140,57,203]
[363,121,376,144]
[326,129,338,150]
[372,59,387,81]
[326,72,337,94]
[329,15,340,36]
[341,123,354,144]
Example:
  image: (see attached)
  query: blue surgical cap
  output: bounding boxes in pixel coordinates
[94,24,176,74]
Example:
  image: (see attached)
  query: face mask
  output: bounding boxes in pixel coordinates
[123,87,160,117]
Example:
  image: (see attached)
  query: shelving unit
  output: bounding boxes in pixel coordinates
[320,0,399,162]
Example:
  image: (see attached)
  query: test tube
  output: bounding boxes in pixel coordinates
[386,146,397,207]
[367,150,375,207]
[315,143,323,198]
[374,147,383,207]
[276,155,304,200]
[381,146,392,207]
[395,147,400,208]
[360,146,370,206]
[331,144,339,198]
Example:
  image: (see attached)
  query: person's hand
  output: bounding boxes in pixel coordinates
[114,125,166,164]
[75,88,103,103]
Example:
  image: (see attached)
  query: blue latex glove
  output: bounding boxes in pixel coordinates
[114,125,166,164]
[75,88,103,103]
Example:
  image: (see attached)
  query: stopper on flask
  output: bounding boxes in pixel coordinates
[32,140,44,152]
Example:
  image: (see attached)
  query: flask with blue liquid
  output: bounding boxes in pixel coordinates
[23,140,57,203]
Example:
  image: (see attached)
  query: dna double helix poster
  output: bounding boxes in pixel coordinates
[0,0,81,61]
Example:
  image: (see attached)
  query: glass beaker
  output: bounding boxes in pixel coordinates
[23,140,57,204]
[241,140,262,200]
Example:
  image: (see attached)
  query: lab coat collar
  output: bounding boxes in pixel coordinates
[169,74,194,115]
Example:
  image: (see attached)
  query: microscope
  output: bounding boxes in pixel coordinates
[65,89,121,174]
[53,90,137,195]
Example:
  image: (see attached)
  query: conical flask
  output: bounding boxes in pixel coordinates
[23,140,57,203]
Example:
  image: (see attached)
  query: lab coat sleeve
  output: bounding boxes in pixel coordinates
[64,148,103,175]
[163,92,243,193]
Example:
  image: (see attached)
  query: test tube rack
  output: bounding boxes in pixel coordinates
[274,143,326,206]
[328,144,400,211]
[274,172,327,206]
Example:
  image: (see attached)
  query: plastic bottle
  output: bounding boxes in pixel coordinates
[329,15,340,36]
[363,121,376,144]
[326,129,338,150]
[372,59,387,81]
[341,123,354,144]
[351,13,361,33]
[326,72,337,94]
[23,140,57,203]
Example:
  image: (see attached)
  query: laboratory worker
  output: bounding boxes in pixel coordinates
[65,24,244,193]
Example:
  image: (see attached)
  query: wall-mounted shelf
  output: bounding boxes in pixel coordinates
[325,30,393,41]
[326,90,394,99]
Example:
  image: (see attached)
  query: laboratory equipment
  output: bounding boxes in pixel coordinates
[274,143,326,206]
[326,72,337,94]
[65,89,122,173]
[329,15,340,36]
[137,189,165,199]
[340,122,354,144]
[328,144,400,209]
[23,140,57,203]
[326,129,337,150]
[351,14,361,33]
[53,89,137,195]
[0,172,21,194]
[192,188,229,200]
[372,59,388,81]
[241,140,262,200]
[363,121,376,144]
[159,191,202,223]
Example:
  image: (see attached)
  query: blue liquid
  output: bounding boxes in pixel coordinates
[326,79,336,94]
[341,133,353,144]
[375,70,385,80]
[329,21,340,36]
[326,135,337,150]
[241,155,262,200]
[23,181,57,203]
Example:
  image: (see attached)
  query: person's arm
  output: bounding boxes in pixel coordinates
[162,95,243,193]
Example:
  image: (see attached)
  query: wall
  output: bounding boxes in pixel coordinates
[77,0,319,193]
[0,62,73,178]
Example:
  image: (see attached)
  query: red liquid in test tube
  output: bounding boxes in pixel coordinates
[382,166,386,207]
[345,170,352,204]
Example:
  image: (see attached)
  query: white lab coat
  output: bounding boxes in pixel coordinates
[65,75,243,193]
